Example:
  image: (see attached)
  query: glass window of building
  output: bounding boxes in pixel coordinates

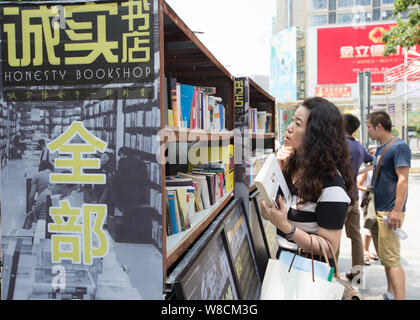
[338,13,354,23]
[356,0,371,5]
[312,0,328,9]
[373,8,381,20]
[373,0,380,7]
[382,10,394,20]
[354,11,372,23]
[312,14,328,25]
[329,0,337,10]
[338,0,354,7]
[382,0,395,4]
[329,12,337,23]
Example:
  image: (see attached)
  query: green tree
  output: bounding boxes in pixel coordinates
[382,0,420,56]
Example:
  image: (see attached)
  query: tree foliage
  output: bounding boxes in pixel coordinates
[382,0,420,56]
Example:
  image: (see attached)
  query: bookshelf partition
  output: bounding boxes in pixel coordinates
[159,0,236,279]
[248,78,276,194]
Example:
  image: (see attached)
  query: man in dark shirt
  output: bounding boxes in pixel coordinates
[339,114,374,281]
[367,111,410,300]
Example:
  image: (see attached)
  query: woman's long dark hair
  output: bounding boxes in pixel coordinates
[284,97,355,205]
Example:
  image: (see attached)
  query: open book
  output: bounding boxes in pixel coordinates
[254,153,292,213]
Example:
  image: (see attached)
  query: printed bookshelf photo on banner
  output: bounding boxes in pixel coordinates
[0,0,163,300]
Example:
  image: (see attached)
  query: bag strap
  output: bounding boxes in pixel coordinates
[324,239,340,279]
[314,235,331,267]
[372,137,398,186]
[289,235,315,282]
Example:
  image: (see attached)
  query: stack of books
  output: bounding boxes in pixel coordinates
[249,108,273,133]
[165,159,232,236]
[165,78,226,130]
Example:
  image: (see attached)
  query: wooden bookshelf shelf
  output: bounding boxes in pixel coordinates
[160,0,236,280]
[166,191,233,269]
[250,132,275,139]
[162,126,234,142]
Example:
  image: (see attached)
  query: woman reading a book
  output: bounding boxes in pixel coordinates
[261,97,355,269]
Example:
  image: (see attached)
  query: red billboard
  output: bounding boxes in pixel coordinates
[317,24,420,85]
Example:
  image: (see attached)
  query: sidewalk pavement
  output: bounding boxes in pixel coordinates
[337,174,420,300]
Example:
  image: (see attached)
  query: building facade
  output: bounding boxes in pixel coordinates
[273,0,420,141]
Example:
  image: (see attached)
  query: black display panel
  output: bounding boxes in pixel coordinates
[178,233,238,300]
[254,191,279,259]
[223,200,261,300]
[248,190,270,279]
[170,200,240,300]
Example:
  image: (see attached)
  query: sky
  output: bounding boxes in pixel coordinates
[165,0,277,77]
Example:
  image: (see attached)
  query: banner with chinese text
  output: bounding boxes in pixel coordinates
[317,23,420,85]
[0,0,163,300]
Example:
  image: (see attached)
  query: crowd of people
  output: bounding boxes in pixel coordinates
[261,96,411,300]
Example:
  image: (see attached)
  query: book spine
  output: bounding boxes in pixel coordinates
[170,78,178,127]
[167,193,178,234]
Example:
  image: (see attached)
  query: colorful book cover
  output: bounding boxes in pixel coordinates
[167,192,178,234]
[180,84,195,129]
[170,78,178,127]
[175,188,189,230]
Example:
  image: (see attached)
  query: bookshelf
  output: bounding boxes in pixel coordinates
[159,0,236,279]
[248,78,276,191]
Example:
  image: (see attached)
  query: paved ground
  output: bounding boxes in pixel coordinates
[337,173,420,300]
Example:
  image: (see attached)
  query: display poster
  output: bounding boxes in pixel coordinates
[1,0,162,300]
[233,77,250,218]
[254,192,278,259]
[270,27,297,103]
[223,204,261,300]
[179,234,238,300]
[317,23,420,85]
[248,191,269,279]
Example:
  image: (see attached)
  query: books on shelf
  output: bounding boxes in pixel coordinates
[165,155,231,237]
[249,108,273,133]
[165,176,195,236]
[164,78,226,130]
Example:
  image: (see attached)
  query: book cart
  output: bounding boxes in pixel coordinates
[0,0,278,300]
[158,1,235,281]
[160,0,279,299]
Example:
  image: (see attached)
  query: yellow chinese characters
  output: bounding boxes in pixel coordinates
[64,2,119,64]
[234,80,245,108]
[49,201,108,265]
[121,0,151,63]
[3,6,60,67]
[48,121,107,184]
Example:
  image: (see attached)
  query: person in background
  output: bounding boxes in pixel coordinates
[111,147,148,214]
[338,114,374,282]
[24,181,76,229]
[38,139,50,169]
[357,146,379,266]
[28,160,54,207]
[367,111,411,300]
[260,97,354,270]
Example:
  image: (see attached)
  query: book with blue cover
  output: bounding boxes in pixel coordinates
[167,192,178,234]
[179,84,196,128]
